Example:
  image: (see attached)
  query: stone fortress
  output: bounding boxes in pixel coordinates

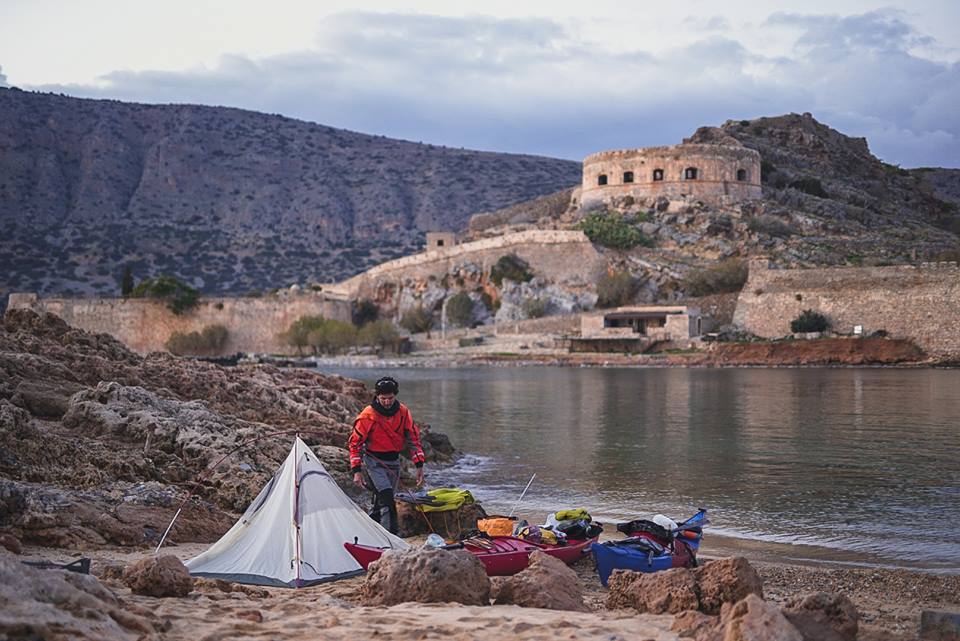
[579,142,762,210]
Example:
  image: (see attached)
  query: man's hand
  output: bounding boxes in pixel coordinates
[353,472,364,488]
[416,467,425,487]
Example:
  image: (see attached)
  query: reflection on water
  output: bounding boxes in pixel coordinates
[325,366,960,571]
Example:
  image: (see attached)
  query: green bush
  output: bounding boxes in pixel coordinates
[489,254,534,286]
[130,275,199,315]
[789,177,828,198]
[747,215,794,238]
[280,315,327,355]
[596,271,637,308]
[445,292,474,327]
[680,259,748,297]
[352,299,379,326]
[165,324,229,355]
[400,307,433,334]
[310,320,357,354]
[577,211,653,250]
[357,320,400,352]
[790,309,830,333]
[521,296,548,319]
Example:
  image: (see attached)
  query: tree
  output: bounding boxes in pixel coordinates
[280,315,327,355]
[445,292,474,327]
[400,307,433,334]
[165,324,229,356]
[489,254,534,286]
[522,296,548,319]
[358,320,399,352]
[130,275,199,315]
[352,299,379,326]
[322,320,358,354]
[596,271,637,308]
[120,265,134,297]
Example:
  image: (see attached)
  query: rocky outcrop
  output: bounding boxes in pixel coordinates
[0,553,156,640]
[361,547,490,606]
[712,594,804,641]
[0,310,455,548]
[491,551,588,611]
[608,556,763,615]
[121,555,194,597]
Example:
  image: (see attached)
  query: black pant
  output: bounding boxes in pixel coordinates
[369,487,399,535]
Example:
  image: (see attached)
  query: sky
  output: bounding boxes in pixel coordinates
[1,1,958,167]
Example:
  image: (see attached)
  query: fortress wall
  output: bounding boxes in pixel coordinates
[336,230,606,301]
[581,144,762,208]
[6,293,351,355]
[733,262,960,358]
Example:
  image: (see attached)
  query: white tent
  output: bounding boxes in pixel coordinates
[185,437,408,587]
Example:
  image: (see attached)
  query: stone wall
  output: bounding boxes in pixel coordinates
[332,230,605,305]
[733,261,960,358]
[6,292,351,355]
[580,144,762,209]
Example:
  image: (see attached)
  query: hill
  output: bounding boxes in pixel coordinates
[0,89,580,304]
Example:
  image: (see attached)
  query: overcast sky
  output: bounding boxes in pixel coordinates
[1,1,958,167]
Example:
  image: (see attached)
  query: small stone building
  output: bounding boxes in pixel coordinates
[580,143,761,209]
[425,232,457,251]
[571,306,702,353]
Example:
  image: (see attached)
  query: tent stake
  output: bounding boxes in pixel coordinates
[154,507,182,554]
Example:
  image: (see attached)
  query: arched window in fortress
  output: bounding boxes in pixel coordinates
[598,174,608,186]
[684,167,699,180]
[623,171,634,183]
[737,169,748,182]
[652,169,664,182]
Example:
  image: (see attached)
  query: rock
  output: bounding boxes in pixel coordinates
[0,532,22,554]
[672,610,718,639]
[236,609,264,623]
[361,547,490,606]
[607,557,764,616]
[697,557,765,615]
[607,567,700,614]
[782,592,859,641]
[492,550,588,611]
[121,554,194,597]
[12,380,82,418]
[713,594,803,641]
[0,553,154,639]
[920,610,960,640]
[395,501,487,538]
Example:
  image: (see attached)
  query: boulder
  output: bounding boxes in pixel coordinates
[492,550,588,611]
[12,380,82,418]
[361,547,489,606]
[782,592,859,641]
[712,594,803,641]
[607,556,764,616]
[672,610,718,639]
[0,533,22,554]
[395,501,487,538]
[607,567,700,614]
[0,553,154,640]
[697,557,765,615]
[121,554,194,597]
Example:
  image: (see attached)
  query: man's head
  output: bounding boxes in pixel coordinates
[375,376,399,406]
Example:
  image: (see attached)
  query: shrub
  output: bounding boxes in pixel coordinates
[280,315,327,355]
[789,177,828,198]
[489,254,533,286]
[791,309,830,333]
[445,292,474,327]
[577,211,653,250]
[521,296,548,319]
[313,320,357,354]
[357,320,399,352]
[760,160,777,183]
[165,324,228,356]
[680,259,748,297]
[130,275,199,315]
[747,215,794,238]
[352,299,379,326]
[120,265,134,297]
[596,271,637,308]
[400,307,433,334]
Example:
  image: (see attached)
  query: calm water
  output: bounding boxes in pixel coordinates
[324,367,960,572]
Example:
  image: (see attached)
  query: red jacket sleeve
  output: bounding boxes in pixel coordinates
[403,408,426,467]
[349,412,373,472]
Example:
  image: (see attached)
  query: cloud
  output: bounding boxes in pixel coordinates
[26,10,960,167]
[0,65,7,87]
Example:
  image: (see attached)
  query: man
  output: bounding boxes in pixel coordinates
[349,376,425,534]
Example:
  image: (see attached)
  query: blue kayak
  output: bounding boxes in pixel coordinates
[592,509,708,586]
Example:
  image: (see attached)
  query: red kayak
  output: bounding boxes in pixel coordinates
[344,536,597,576]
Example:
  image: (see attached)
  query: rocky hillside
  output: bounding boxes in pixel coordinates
[0,309,454,548]
[0,88,580,305]
[464,113,960,305]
